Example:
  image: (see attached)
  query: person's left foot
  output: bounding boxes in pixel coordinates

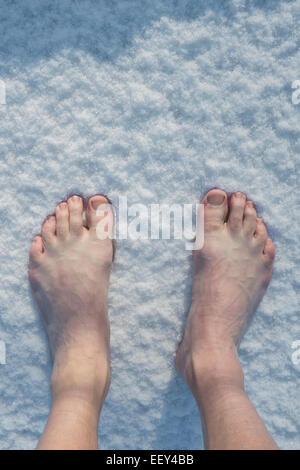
[28,195,114,407]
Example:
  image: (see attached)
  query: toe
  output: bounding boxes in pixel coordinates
[86,195,114,239]
[29,235,44,264]
[228,192,247,233]
[263,237,276,263]
[68,195,84,236]
[202,189,228,232]
[55,202,69,240]
[253,217,268,247]
[41,215,56,245]
[243,200,257,236]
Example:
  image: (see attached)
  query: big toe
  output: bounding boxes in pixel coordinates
[86,194,114,239]
[202,189,228,231]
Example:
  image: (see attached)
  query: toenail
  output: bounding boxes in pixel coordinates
[235,192,245,198]
[71,195,80,201]
[91,198,105,210]
[247,201,254,208]
[59,203,67,210]
[207,193,225,206]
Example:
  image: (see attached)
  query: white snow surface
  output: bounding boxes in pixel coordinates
[0,0,299,450]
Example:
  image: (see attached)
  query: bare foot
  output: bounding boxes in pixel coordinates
[176,189,275,391]
[28,195,114,408]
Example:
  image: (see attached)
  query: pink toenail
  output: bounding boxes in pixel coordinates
[207,193,225,206]
[91,198,105,210]
[235,192,245,198]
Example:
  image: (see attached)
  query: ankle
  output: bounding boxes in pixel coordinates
[178,342,244,396]
[51,348,110,410]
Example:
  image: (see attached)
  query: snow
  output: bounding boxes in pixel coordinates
[0,0,299,450]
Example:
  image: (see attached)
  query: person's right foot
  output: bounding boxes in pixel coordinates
[176,189,275,390]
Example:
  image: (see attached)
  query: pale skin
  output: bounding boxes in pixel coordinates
[28,189,278,450]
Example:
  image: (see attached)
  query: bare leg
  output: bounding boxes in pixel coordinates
[176,189,278,450]
[28,195,113,450]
